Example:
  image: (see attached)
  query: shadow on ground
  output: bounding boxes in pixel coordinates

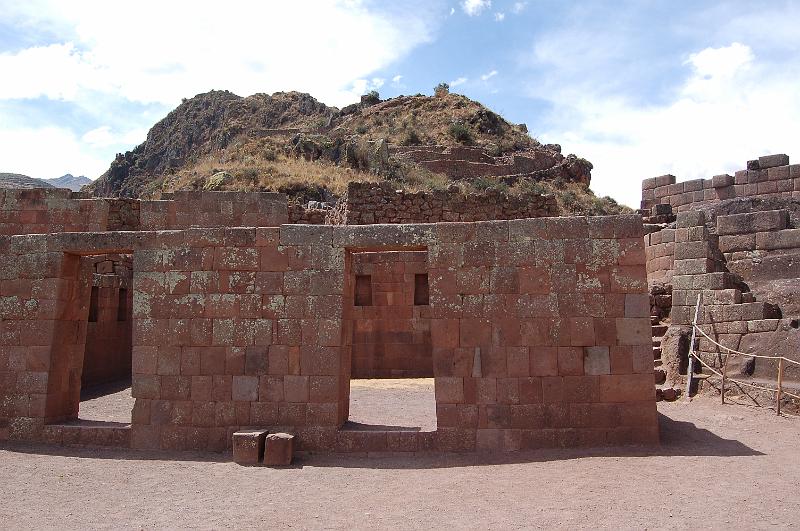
[0,411,764,469]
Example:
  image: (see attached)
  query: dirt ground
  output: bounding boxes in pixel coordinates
[2,381,799,529]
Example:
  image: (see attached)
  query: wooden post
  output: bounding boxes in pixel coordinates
[685,294,702,400]
[776,358,784,416]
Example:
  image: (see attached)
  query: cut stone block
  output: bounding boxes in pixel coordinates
[717,210,788,236]
[264,432,294,466]
[232,429,268,465]
[758,154,789,169]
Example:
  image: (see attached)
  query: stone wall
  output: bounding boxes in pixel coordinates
[644,227,676,285]
[288,204,327,224]
[0,188,110,235]
[0,189,290,236]
[0,215,658,452]
[139,191,288,230]
[350,251,432,378]
[641,154,800,213]
[665,211,800,387]
[326,181,558,225]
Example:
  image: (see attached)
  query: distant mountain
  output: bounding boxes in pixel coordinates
[0,173,54,189]
[45,174,92,191]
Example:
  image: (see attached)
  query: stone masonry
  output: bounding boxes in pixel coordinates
[0,188,658,453]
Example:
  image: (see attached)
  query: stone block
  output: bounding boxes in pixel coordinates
[263,432,294,466]
[755,229,800,250]
[676,210,704,228]
[674,241,712,260]
[768,165,790,181]
[584,346,610,375]
[674,258,714,275]
[717,210,788,235]
[718,234,755,253]
[711,174,734,188]
[758,154,789,169]
[615,318,651,346]
[232,429,268,465]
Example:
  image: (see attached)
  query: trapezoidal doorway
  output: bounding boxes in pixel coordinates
[344,249,437,432]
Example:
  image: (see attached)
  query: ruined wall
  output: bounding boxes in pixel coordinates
[327,181,558,225]
[350,251,432,378]
[641,154,800,213]
[288,204,327,224]
[390,145,591,185]
[0,216,658,452]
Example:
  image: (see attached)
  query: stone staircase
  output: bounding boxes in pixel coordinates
[651,316,681,401]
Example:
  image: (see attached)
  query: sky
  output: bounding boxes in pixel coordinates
[1,0,799,207]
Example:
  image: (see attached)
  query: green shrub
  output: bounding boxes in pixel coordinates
[448,122,473,144]
[401,129,422,146]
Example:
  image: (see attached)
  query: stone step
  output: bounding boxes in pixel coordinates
[654,359,663,368]
[651,324,668,337]
[654,369,666,385]
[656,387,681,402]
[653,347,662,359]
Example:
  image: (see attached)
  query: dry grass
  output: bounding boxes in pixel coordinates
[142,137,381,200]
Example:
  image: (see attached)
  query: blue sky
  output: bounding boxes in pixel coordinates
[1,0,799,206]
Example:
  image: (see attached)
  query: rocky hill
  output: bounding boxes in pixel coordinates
[0,173,54,189]
[47,174,92,191]
[87,89,625,215]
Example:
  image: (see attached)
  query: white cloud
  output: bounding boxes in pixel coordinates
[81,125,148,148]
[461,0,491,16]
[481,70,498,81]
[511,2,527,14]
[392,75,403,84]
[0,0,436,108]
[450,76,468,87]
[0,126,109,179]
[450,7,455,15]
[494,12,505,21]
[534,42,800,207]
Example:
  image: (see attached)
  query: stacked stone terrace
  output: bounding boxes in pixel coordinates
[0,186,658,453]
[641,154,800,395]
[391,144,591,185]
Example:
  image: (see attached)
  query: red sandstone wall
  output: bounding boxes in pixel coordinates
[0,189,288,236]
[139,191,288,229]
[0,188,110,235]
[350,251,432,378]
[0,217,657,452]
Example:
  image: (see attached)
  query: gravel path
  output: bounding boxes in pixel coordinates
[3,392,798,529]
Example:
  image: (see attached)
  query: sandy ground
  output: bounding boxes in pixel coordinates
[2,383,799,529]
[79,380,134,424]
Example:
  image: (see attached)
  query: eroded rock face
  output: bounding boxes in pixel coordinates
[661,325,691,386]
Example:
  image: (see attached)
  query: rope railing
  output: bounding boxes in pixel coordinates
[686,294,798,415]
